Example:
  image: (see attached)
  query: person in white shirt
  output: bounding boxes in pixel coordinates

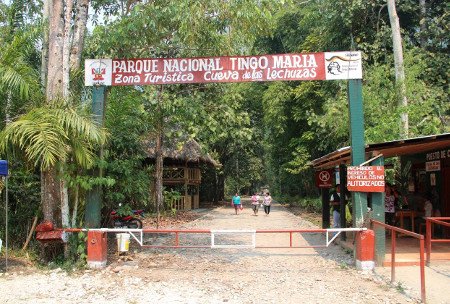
[262,192,272,215]
[251,193,260,215]
[415,193,434,232]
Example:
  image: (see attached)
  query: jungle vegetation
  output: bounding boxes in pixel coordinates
[0,0,448,259]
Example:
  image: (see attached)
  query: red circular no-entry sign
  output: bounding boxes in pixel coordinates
[315,169,333,188]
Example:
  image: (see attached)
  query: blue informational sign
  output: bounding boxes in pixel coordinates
[0,160,8,176]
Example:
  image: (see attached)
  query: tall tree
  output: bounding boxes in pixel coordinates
[41,0,91,227]
[387,0,409,138]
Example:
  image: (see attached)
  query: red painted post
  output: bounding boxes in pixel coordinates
[420,237,426,303]
[175,232,179,247]
[289,232,293,247]
[426,219,431,265]
[87,230,108,268]
[391,230,396,283]
[355,230,375,270]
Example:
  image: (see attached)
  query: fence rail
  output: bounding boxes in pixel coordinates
[425,217,450,265]
[370,220,426,303]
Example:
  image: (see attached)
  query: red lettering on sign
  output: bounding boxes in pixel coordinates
[347,166,385,192]
[111,53,326,86]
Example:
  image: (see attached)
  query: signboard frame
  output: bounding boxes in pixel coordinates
[85,51,362,86]
[346,166,385,193]
[315,169,334,188]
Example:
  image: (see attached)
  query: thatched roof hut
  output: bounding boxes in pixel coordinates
[144,138,220,167]
[143,137,220,210]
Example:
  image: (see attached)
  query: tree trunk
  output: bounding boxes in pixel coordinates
[41,0,51,89]
[217,172,225,202]
[419,0,427,49]
[43,0,64,228]
[5,91,12,124]
[62,0,74,98]
[155,87,164,228]
[71,185,79,227]
[387,0,409,138]
[46,0,64,100]
[60,167,70,227]
[155,131,163,228]
[61,0,75,232]
[70,0,89,69]
[42,168,62,226]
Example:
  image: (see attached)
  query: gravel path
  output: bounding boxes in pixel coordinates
[0,201,420,304]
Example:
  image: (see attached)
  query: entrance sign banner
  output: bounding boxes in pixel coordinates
[85,51,362,86]
[347,166,385,192]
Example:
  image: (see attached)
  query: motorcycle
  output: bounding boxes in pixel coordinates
[110,204,144,229]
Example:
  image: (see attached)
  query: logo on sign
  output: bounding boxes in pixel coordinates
[319,171,330,182]
[315,169,333,188]
[91,62,107,81]
[324,52,362,80]
[85,59,112,86]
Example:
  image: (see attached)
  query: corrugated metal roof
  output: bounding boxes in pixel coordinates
[311,133,450,170]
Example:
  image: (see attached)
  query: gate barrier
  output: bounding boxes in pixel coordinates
[65,227,366,249]
[64,227,372,272]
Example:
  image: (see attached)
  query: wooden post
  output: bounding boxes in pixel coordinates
[322,188,330,228]
[339,164,347,241]
[22,216,38,251]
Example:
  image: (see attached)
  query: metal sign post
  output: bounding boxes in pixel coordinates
[85,87,105,228]
[348,79,367,228]
[0,160,9,272]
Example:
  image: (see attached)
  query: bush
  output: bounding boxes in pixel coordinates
[283,195,322,213]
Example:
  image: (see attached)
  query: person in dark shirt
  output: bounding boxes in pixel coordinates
[330,185,342,228]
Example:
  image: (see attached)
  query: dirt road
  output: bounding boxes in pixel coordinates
[0,201,419,304]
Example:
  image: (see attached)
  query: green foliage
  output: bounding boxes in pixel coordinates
[54,232,87,271]
[0,0,448,255]
[251,0,449,198]
[163,189,181,215]
[116,203,133,217]
[0,162,40,248]
[283,195,322,213]
[102,88,152,209]
[0,102,107,170]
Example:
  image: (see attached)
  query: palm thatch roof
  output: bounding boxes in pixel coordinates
[144,138,220,167]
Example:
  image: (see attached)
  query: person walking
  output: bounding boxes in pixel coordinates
[330,184,341,229]
[232,193,242,215]
[262,192,272,215]
[251,192,260,215]
[384,183,396,226]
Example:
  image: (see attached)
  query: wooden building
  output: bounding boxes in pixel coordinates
[145,139,219,211]
[311,133,450,263]
[311,133,450,225]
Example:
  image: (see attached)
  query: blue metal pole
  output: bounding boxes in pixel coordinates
[348,79,368,227]
[85,86,105,228]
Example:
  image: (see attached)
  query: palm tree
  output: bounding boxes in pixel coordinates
[0,101,107,226]
[0,33,40,103]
